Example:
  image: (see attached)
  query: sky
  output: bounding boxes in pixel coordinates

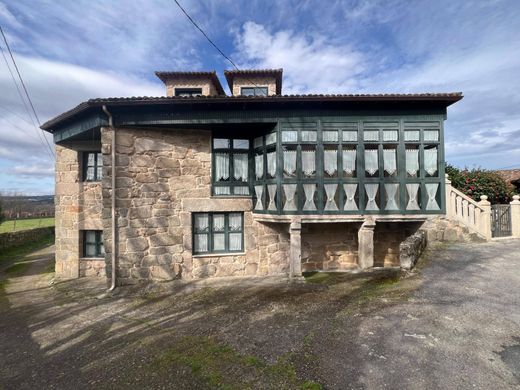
[0,0,519,195]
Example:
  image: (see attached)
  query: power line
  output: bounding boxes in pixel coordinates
[0,43,54,161]
[173,0,239,70]
[172,0,267,94]
[0,24,55,158]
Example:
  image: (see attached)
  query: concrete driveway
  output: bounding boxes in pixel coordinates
[1,239,519,389]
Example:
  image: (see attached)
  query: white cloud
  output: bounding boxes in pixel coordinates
[234,22,365,94]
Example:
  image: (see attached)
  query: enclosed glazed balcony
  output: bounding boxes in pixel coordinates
[212,119,444,216]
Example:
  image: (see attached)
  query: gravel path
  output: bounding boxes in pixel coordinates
[0,239,519,389]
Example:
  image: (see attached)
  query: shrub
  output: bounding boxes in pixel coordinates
[446,164,516,204]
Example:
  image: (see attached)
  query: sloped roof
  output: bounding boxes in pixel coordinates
[224,69,283,94]
[154,70,225,95]
[41,92,463,131]
[496,169,520,183]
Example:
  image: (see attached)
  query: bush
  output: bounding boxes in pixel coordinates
[0,200,5,224]
[446,164,516,204]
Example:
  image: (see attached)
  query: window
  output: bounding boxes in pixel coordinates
[213,137,250,196]
[82,230,104,257]
[192,213,244,254]
[82,152,102,181]
[240,87,268,96]
[174,88,202,97]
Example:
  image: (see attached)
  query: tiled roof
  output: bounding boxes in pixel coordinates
[154,70,225,95]
[496,169,520,183]
[224,68,283,95]
[41,92,463,131]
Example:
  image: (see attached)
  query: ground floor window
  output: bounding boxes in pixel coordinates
[192,212,244,254]
[82,230,104,257]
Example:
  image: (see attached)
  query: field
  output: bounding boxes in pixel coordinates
[0,217,55,233]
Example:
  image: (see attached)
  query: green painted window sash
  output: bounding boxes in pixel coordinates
[192,212,244,255]
[252,118,445,215]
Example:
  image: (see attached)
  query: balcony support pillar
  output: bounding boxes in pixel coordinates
[358,217,376,269]
[289,217,302,278]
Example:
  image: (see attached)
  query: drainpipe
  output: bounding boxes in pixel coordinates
[102,105,117,291]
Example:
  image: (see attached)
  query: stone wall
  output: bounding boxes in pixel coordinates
[301,223,359,272]
[420,216,485,242]
[232,76,278,96]
[79,259,106,277]
[399,230,427,270]
[55,144,103,279]
[373,222,422,267]
[101,127,286,285]
[164,77,219,97]
[0,227,54,251]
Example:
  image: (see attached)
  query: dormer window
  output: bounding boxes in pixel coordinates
[241,87,268,96]
[175,88,203,97]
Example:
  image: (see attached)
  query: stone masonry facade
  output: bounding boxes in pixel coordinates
[54,129,482,284]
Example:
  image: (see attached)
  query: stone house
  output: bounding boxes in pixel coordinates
[41,68,464,285]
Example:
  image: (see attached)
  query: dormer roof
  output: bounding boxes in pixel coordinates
[224,68,283,95]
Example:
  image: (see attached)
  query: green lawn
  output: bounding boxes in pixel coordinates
[0,217,55,233]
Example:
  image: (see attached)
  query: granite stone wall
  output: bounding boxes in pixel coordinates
[0,226,54,251]
[55,144,103,279]
[101,127,287,285]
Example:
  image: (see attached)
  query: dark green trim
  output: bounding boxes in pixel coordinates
[53,112,107,143]
[192,212,244,255]
[81,151,102,182]
[82,230,104,258]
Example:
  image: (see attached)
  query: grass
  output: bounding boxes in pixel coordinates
[0,233,54,266]
[152,336,322,390]
[0,217,55,233]
[5,262,29,274]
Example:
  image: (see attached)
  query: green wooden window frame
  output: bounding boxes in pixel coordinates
[241,87,268,96]
[174,88,203,97]
[82,151,102,182]
[192,212,244,255]
[82,230,104,258]
[212,137,252,196]
[252,119,444,215]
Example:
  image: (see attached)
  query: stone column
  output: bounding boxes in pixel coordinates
[510,195,520,238]
[289,218,302,278]
[358,217,376,269]
[445,173,453,216]
[478,195,492,240]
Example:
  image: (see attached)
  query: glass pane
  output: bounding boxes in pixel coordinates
[86,167,95,181]
[194,234,208,253]
[194,214,209,232]
[229,233,242,251]
[229,213,242,231]
[233,186,250,195]
[233,153,248,181]
[383,130,398,141]
[404,130,420,141]
[96,167,103,180]
[87,153,95,166]
[255,154,264,179]
[301,131,317,142]
[301,148,316,177]
[213,233,225,251]
[213,138,229,148]
[213,214,225,231]
[424,130,439,141]
[99,241,105,255]
[364,130,379,141]
[85,231,97,244]
[343,131,357,142]
[214,152,230,181]
[96,153,102,164]
[233,139,249,149]
[282,131,298,142]
[214,186,231,195]
[323,131,339,142]
[85,243,96,257]
[241,87,255,96]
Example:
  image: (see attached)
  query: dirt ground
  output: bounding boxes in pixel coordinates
[1,239,520,389]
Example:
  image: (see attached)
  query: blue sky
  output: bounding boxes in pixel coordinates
[0,0,519,195]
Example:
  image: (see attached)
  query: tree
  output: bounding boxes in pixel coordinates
[446,164,517,204]
[0,197,4,224]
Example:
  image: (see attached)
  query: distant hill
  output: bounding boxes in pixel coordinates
[1,195,54,218]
